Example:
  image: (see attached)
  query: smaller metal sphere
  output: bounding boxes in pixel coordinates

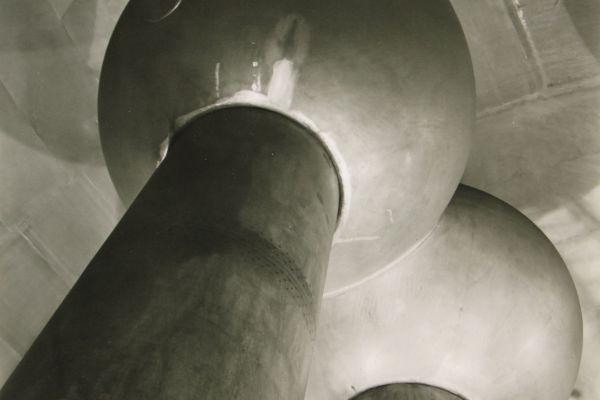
[306,185,583,400]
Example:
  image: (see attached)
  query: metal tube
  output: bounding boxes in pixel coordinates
[0,106,340,400]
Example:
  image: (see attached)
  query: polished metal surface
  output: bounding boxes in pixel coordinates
[99,0,475,293]
[0,107,340,400]
[306,185,583,400]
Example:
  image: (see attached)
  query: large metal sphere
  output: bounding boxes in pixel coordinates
[99,0,475,293]
[306,186,583,400]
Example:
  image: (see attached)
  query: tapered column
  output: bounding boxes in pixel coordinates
[0,106,341,400]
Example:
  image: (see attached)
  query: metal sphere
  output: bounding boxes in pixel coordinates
[306,186,583,400]
[99,0,475,293]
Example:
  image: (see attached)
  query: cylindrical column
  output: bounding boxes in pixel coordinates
[0,106,341,400]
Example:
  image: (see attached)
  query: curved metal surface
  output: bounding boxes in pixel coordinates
[0,107,340,400]
[305,185,583,400]
[171,102,348,229]
[351,383,466,400]
[98,0,475,293]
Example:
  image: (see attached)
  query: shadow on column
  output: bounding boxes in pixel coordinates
[0,106,341,400]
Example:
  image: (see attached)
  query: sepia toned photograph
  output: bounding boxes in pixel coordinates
[0,0,598,399]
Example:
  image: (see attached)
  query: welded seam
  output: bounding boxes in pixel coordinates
[79,171,121,225]
[17,228,77,287]
[505,0,548,89]
[479,1,600,118]
[323,217,442,299]
[477,75,600,118]
[188,225,319,338]
[0,335,22,359]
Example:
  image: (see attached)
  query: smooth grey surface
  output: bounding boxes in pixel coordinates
[306,185,582,400]
[0,107,340,400]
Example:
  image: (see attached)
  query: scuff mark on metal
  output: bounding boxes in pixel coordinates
[215,62,221,98]
[335,236,380,244]
[386,209,395,224]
